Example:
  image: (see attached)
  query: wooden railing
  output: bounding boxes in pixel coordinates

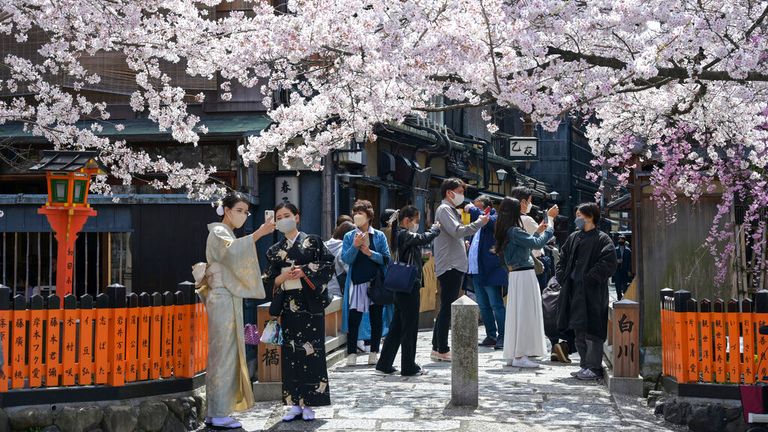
[661,288,768,385]
[0,283,208,392]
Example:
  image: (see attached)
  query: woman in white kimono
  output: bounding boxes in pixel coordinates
[201,192,275,429]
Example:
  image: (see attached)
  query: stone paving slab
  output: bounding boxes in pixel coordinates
[225,328,679,432]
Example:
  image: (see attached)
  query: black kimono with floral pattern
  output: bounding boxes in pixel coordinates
[265,232,334,407]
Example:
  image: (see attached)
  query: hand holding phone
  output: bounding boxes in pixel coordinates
[484,206,491,215]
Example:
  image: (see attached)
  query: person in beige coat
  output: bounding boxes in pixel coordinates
[199,192,275,429]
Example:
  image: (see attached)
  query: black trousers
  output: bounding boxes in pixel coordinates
[377,287,421,374]
[432,269,464,353]
[347,304,383,354]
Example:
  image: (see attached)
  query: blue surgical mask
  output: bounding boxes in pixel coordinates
[574,217,586,230]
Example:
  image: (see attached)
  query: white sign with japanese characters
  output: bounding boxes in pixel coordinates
[508,137,538,159]
[275,176,300,206]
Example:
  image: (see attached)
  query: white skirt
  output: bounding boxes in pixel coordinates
[502,269,547,359]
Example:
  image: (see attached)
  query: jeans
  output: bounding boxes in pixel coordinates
[348,304,383,354]
[472,275,506,340]
[575,330,604,371]
[377,288,421,374]
[432,269,464,353]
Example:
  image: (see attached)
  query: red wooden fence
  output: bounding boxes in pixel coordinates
[0,283,208,392]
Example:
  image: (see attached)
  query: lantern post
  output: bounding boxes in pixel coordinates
[30,151,105,298]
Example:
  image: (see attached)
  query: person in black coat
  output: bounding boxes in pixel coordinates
[613,235,632,300]
[556,203,617,381]
[376,206,440,376]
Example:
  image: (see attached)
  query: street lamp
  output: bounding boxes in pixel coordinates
[495,168,508,182]
[549,191,560,202]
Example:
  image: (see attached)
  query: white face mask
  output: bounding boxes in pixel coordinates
[521,200,531,215]
[409,221,419,233]
[353,214,368,228]
[229,211,248,229]
[276,217,297,234]
[450,191,465,207]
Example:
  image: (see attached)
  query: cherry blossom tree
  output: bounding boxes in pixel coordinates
[2,0,767,280]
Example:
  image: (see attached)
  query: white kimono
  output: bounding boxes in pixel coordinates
[203,223,265,418]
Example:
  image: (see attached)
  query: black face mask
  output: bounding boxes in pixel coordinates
[619,241,626,246]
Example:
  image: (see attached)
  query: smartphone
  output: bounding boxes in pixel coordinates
[264,210,275,222]
[484,206,491,215]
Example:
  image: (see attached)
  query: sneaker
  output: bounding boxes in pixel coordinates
[553,343,571,363]
[511,356,540,368]
[479,336,497,347]
[430,351,452,362]
[357,340,370,353]
[302,407,316,421]
[282,406,303,422]
[571,368,586,377]
[576,368,602,380]
[368,352,379,365]
[346,354,357,366]
[211,416,243,428]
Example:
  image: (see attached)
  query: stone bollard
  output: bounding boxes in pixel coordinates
[451,295,479,407]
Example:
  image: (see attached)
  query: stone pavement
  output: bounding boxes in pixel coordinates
[212,329,681,432]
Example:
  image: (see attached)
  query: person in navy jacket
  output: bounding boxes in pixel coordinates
[466,196,508,350]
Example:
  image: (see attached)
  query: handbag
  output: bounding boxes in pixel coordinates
[365,235,394,304]
[383,231,419,293]
[244,323,260,346]
[532,253,544,275]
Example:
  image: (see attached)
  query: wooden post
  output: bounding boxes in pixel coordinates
[727,299,741,383]
[125,293,139,382]
[138,292,151,381]
[685,298,699,382]
[149,293,163,379]
[94,293,110,385]
[10,295,28,389]
[713,299,727,383]
[673,290,691,382]
[257,303,281,383]
[612,300,640,378]
[742,298,755,384]
[61,294,78,386]
[755,290,768,383]
[107,284,127,386]
[0,285,10,392]
[28,294,44,388]
[161,291,174,378]
[700,299,713,382]
[45,294,62,387]
[78,294,95,385]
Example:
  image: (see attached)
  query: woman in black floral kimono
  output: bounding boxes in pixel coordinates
[265,202,335,422]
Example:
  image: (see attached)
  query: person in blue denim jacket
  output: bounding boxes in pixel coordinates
[494,197,559,369]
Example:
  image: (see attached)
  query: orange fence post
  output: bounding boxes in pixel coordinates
[125,293,139,383]
[672,290,691,382]
[138,293,151,381]
[28,295,45,388]
[94,293,110,385]
[176,282,195,378]
[0,286,11,392]
[61,294,78,386]
[660,289,674,379]
[713,299,727,383]
[150,293,163,380]
[685,298,699,382]
[742,299,755,384]
[756,291,768,383]
[699,299,713,382]
[46,294,62,387]
[727,299,741,383]
[194,294,203,375]
[161,291,174,378]
[173,290,187,377]
[79,294,95,385]
[107,284,127,386]
[10,295,28,389]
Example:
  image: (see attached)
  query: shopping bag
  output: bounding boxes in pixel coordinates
[259,319,283,345]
